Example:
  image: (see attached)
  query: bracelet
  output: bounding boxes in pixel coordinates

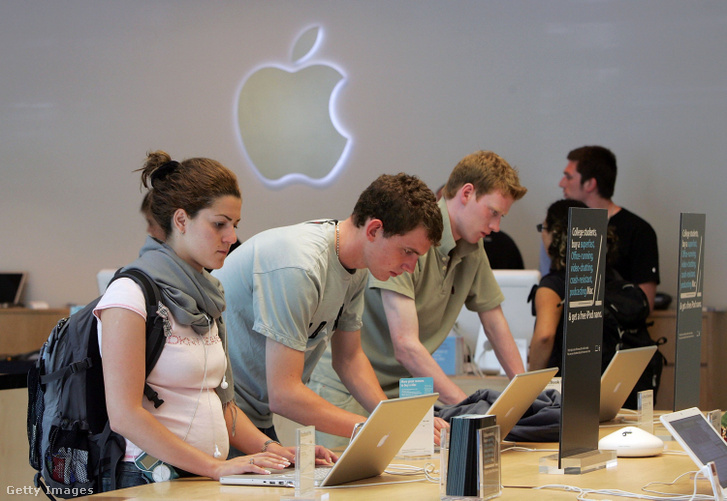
[261,439,281,452]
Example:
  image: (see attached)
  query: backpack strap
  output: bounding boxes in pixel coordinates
[113,269,166,409]
[39,358,94,384]
[33,472,57,501]
[95,420,127,493]
[527,283,538,316]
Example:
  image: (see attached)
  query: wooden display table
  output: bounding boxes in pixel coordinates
[647,309,727,410]
[77,422,716,500]
[0,307,68,355]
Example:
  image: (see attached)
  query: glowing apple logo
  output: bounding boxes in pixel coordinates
[236,26,351,188]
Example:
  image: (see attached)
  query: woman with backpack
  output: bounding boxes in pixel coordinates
[95,151,335,491]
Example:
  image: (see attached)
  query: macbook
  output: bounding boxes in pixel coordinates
[599,346,658,422]
[96,269,117,295]
[220,393,439,488]
[660,407,727,497]
[0,272,27,307]
[485,367,558,440]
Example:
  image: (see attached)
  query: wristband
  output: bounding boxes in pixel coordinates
[261,439,281,452]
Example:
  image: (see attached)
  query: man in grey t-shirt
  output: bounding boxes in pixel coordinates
[213,174,443,443]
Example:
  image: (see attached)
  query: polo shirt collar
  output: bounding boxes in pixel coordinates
[436,198,479,261]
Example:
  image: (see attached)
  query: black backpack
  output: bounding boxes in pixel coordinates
[601,275,667,408]
[27,269,166,499]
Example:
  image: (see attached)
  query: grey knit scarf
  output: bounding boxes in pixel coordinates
[123,236,234,403]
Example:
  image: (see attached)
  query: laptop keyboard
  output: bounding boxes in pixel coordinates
[314,467,331,480]
[276,466,331,481]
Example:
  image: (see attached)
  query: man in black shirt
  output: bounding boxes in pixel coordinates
[558,145,660,312]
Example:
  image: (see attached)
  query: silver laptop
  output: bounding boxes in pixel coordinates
[660,407,727,497]
[599,346,657,422]
[0,272,27,307]
[220,393,439,488]
[484,367,558,441]
[96,268,117,295]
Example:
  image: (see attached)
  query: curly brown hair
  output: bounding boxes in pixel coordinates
[137,150,241,238]
[545,200,587,271]
[544,199,617,271]
[351,173,443,245]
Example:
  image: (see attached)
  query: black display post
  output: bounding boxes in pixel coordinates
[674,213,706,411]
[541,207,615,474]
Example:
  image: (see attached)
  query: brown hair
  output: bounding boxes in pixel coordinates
[137,150,241,238]
[352,173,443,245]
[544,199,587,271]
[442,150,527,201]
[545,199,616,271]
[567,145,617,199]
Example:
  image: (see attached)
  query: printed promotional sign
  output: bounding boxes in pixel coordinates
[674,213,706,410]
[559,207,608,463]
[399,378,435,457]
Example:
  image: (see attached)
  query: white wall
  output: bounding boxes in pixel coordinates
[2,1,726,309]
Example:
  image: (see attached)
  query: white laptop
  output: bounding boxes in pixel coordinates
[660,407,727,497]
[600,346,658,422]
[484,367,558,440]
[96,269,117,295]
[473,269,541,374]
[220,393,439,488]
[0,272,27,307]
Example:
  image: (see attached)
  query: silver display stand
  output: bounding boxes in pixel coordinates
[539,450,617,475]
[281,425,328,501]
[637,389,654,434]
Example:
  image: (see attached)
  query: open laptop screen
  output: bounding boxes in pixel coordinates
[0,272,27,306]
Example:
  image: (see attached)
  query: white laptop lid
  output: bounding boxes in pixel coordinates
[220,393,439,488]
[599,345,657,422]
[0,272,27,306]
[473,269,540,374]
[96,269,117,295]
[660,407,727,495]
[486,367,558,440]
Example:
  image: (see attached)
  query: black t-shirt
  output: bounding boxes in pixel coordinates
[609,208,660,285]
[483,231,524,270]
[536,270,566,375]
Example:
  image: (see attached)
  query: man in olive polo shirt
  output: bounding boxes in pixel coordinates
[309,150,527,447]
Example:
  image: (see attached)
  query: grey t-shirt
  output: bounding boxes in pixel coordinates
[213,220,366,428]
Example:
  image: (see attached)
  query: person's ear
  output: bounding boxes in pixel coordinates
[172,208,189,235]
[459,183,475,204]
[365,218,383,242]
[582,177,597,194]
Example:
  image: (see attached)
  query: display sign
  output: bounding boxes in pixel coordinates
[559,207,608,464]
[674,213,706,410]
[399,377,435,457]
